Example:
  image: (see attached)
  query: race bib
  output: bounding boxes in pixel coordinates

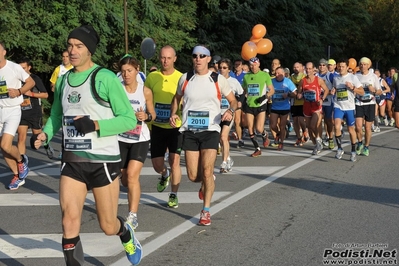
[187,110,209,131]
[248,84,260,96]
[303,90,317,102]
[359,85,372,101]
[63,115,92,151]
[0,80,10,99]
[336,88,348,101]
[21,95,32,110]
[154,103,171,123]
[273,89,285,102]
[119,121,142,141]
[221,96,229,109]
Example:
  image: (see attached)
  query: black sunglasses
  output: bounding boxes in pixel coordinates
[192,54,207,59]
[220,66,228,69]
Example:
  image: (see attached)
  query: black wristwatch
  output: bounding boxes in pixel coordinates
[145,112,152,122]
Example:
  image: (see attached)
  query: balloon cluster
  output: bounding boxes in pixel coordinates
[241,24,273,61]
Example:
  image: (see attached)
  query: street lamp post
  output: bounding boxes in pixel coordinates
[124,0,128,54]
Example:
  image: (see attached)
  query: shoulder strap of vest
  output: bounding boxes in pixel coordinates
[181,71,195,95]
[90,66,111,108]
[181,71,221,101]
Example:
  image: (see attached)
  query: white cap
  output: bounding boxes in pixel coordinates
[263,68,270,73]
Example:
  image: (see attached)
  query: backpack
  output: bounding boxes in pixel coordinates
[59,66,111,108]
[181,71,221,101]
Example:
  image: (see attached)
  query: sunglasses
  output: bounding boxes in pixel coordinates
[220,66,228,70]
[192,54,207,59]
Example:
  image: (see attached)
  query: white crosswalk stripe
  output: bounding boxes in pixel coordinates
[0,158,285,260]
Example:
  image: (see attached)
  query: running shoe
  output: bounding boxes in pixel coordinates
[278,143,283,151]
[294,138,303,147]
[198,187,203,201]
[287,121,293,132]
[374,126,380,133]
[350,152,357,162]
[167,194,179,208]
[198,210,211,226]
[220,161,228,173]
[226,157,234,171]
[18,154,29,179]
[389,119,395,127]
[44,144,54,159]
[335,148,344,159]
[157,174,171,192]
[356,142,364,155]
[384,118,389,126]
[231,132,238,140]
[251,148,262,157]
[322,138,329,147]
[262,134,270,147]
[122,221,143,265]
[126,212,138,229]
[371,124,375,132]
[303,131,309,142]
[362,147,370,156]
[198,175,215,200]
[316,138,323,153]
[271,139,279,147]
[237,140,245,148]
[312,146,319,155]
[8,175,26,190]
[328,139,335,150]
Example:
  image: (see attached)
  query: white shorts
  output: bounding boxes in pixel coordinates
[0,105,22,137]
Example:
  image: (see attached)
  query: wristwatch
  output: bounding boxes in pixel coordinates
[228,108,235,114]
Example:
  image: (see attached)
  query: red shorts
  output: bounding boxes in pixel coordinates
[303,101,322,117]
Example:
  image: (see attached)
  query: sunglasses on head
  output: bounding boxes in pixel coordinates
[192,54,207,59]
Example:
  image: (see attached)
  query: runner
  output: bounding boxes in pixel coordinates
[242,57,275,157]
[331,58,364,162]
[169,45,237,225]
[145,45,183,208]
[355,57,381,157]
[118,55,155,229]
[298,62,329,155]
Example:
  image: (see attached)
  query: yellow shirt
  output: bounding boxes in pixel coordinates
[145,69,182,129]
[49,64,74,85]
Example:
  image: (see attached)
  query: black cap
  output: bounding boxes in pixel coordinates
[68,25,100,55]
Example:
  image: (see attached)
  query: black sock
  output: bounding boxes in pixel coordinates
[351,143,356,153]
[62,236,84,266]
[335,135,342,149]
[250,134,260,149]
[118,216,131,243]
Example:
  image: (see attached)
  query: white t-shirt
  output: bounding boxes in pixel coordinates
[0,60,30,107]
[177,71,232,133]
[220,76,243,114]
[355,71,381,106]
[333,73,362,111]
[118,83,150,143]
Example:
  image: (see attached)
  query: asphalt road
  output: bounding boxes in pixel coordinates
[0,125,398,266]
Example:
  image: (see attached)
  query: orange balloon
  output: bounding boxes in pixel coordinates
[250,36,262,44]
[252,24,267,39]
[241,41,258,61]
[348,58,357,70]
[354,66,360,73]
[256,38,273,55]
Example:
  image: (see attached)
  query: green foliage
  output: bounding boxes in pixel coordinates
[0,0,397,77]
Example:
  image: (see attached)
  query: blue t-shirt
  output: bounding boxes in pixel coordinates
[233,71,246,85]
[271,77,297,111]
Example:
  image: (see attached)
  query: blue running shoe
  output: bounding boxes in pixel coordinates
[122,221,142,265]
[18,154,29,179]
[8,175,26,190]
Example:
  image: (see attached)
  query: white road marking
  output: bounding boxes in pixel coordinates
[0,232,153,259]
